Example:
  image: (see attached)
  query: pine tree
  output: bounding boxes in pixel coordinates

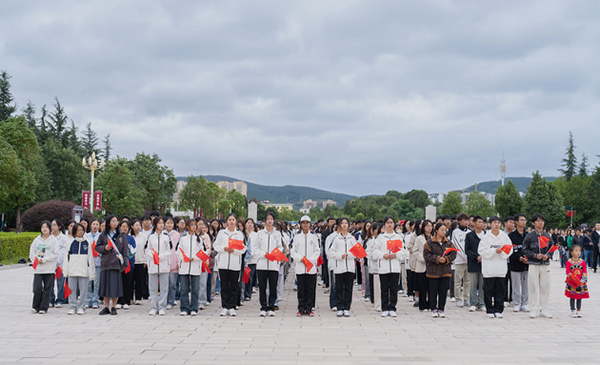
[50,97,69,147]
[523,171,564,227]
[23,101,37,130]
[102,133,111,161]
[0,70,17,122]
[559,131,577,181]
[579,153,588,177]
[81,122,99,157]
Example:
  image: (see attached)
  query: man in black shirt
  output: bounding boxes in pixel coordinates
[508,214,529,313]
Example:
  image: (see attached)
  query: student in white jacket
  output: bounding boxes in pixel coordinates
[145,217,173,316]
[213,213,246,317]
[478,216,513,318]
[329,218,358,317]
[177,219,205,316]
[64,223,95,315]
[50,219,70,307]
[253,212,283,317]
[372,216,404,317]
[29,221,59,314]
[325,225,340,311]
[290,215,320,317]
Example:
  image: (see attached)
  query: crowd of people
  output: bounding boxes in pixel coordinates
[29,211,595,319]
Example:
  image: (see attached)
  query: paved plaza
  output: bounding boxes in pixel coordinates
[1,260,599,364]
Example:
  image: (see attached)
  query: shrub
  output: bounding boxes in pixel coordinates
[21,200,95,232]
[0,232,39,262]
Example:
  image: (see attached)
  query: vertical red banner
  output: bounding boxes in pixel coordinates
[94,191,102,211]
[200,208,204,218]
[82,191,90,210]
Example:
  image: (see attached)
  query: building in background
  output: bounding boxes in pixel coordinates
[303,199,317,210]
[217,180,248,197]
[322,199,337,209]
[263,202,294,212]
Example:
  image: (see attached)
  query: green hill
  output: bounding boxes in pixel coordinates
[460,177,558,194]
[176,175,356,208]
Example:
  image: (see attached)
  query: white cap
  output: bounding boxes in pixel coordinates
[300,215,311,223]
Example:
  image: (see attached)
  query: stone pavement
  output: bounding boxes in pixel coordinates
[0,260,599,364]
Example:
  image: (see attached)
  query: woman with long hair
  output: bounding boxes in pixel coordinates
[372,216,404,317]
[253,212,284,317]
[242,218,259,302]
[196,218,212,308]
[414,219,433,311]
[145,216,172,316]
[424,223,457,318]
[330,217,358,317]
[30,221,59,314]
[131,219,148,305]
[117,220,136,309]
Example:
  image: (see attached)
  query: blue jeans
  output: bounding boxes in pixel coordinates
[86,267,101,307]
[179,275,200,313]
[215,272,221,294]
[168,272,179,305]
[584,250,593,267]
[50,274,66,305]
[243,264,256,300]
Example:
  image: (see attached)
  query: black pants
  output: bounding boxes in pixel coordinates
[428,277,450,311]
[257,270,279,311]
[118,269,135,305]
[504,264,512,302]
[570,298,582,311]
[593,247,599,271]
[355,261,362,285]
[32,274,54,312]
[297,273,317,312]
[380,273,400,311]
[335,272,354,311]
[322,253,329,287]
[133,264,148,301]
[415,272,429,310]
[369,273,374,303]
[406,270,415,296]
[218,269,240,310]
[483,277,506,314]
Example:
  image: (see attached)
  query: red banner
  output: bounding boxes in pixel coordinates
[82,191,90,210]
[94,191,102,211]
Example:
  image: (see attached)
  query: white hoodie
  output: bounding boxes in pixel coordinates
[451,226,469,265]
[371,232,404,274]
[253,229,283,272]
[329,233,357,274]
[478,230,512,278]
[213,228,246,271]
[145,231,172,274]
[290,231,320,275]
[29,235,59,274]
[177,233,208,276]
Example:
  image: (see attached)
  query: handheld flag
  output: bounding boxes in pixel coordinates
[270,248,289,262]
[317,255,324,267]
[442,247,460,257]
[539,236,551,249]
[242,267,251,283]
[195,250,209,262]
[64,281,72,299]
[91,241,99,258]
[151,247,160,265]
[566,273,581,288]
[108,237,124,264]
[501,245,515,255]
[547,245,559,254]
[202,261,212,273]
[228,238,245,250]
[180,248,191,263]
[124,262,131,274]
[302,257,314,272]
[265,253,275,261]
[387,240,403,253]
[349,242,367,259]
[32,257,39,270]
[55,266,63,279]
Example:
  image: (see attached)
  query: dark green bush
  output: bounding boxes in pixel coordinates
[21,200,95,232]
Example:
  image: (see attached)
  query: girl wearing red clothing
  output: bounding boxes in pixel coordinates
[565,245,589,318]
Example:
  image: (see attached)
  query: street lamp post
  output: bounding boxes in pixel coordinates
[82,152,105,212]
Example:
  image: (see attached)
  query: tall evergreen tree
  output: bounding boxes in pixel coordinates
[102,133,111,161]
[23,101,38,132]
[0,70,17,122]
[81,121,99,157]
[495,180,523,218]
[523,171,564,227]
[50,97,69,147]
[579,153,589,177]
[559,131,577,181]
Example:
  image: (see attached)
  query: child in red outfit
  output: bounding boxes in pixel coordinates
[565,245,589,318]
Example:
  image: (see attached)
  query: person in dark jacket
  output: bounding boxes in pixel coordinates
[465,216,485,312]
[423,223,457,318]
[95,215,129,316]
[591,223,600,273]
[508,214,529,312]
[522,213,553,319]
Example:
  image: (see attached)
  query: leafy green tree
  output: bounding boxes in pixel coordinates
[95,157,145,217]
[226,190,247,217]
[494,180,523,218]
[0,70,16,122]
[523,171,564,227]
[465,191,496,218]
[179,176,213,216]
[404,189,430,208]
[559,131,577,181]
[128,153,177,212]
[440,191,464,216]
[588,167,600,223]
[41,139,87,201]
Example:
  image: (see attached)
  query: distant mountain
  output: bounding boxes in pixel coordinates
[460,177,558,194]
[176,175,356,208]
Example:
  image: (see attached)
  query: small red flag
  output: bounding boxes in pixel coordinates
[195,250,209,262]
[107,236,116,250]
[124,262,131,274]
[317,255,324,266]
[270,248,289,262]
[228,238,245,250]
[180,248,191,263]
[91,241,99,258]
[151,247,160,265]
[265,252,275,261]
[547,245,559,254]
[566,273,581,288]
[501,245,515,255]
[539,236,551,249]
[302,257,314,272]
[442,247,460,257]
[242,267,251,283]
[349,242,367,259]
[55,266,63,279]
[387,240,403,253]
[202,261,212,273]
[64,281,72,299]
[32,257,39,270]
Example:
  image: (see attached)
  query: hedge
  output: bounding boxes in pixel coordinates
[21,200,95,232]
[0,232,39,263]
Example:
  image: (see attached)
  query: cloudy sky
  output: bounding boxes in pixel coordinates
[2,1,599,197]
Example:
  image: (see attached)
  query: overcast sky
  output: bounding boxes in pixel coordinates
[2,1,599,197]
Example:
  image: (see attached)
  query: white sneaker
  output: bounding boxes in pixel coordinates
[38,310,46,314]
[92,305,99,309]
[494,313,503,318]
[220,309,228,316]
[259,311,267,317]
[576,311,582,318]
[513,306,520,312]
[358,285,362,291]
[343,310,350,317]
[166,304,173,310]
[469,306,476,312]
[158,309,166,316]
[431,310,438,318]
[68,309,75,315]
[77,309,85,315]
[381,311,389,317]
[540,311,553,318]
[336,310,344,317]
[267,311,275,317]
[331,307,338,312]
[84,304,89,309]
[487,313,495,319]
[252,287,257,293]
[31,308,38,314]
[199,305,205,310]
[134,300,141,305]
[229,309,237,316]
[398,290,404,294]
[438,311,446,318]
[450,297,456,302]
[570,310,577,318]
[529,310,538,319]
[55,303,63,308]
[180,311,188,316]
[520,305,529,312]
[149,309,158,316]
[364,297,371,302]
[190,311,197,316]
[456,301,464,307]
[389,311,397,317]
[123,304,130,310]
[408,297,415,302]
